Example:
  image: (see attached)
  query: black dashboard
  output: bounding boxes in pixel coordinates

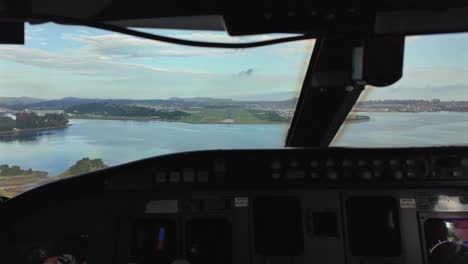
[1,147,468,264]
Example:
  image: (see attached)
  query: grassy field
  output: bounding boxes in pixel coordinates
[180,108,287,124]
[0,172,49,197]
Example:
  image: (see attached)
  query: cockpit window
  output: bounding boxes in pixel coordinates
[332,33,468,147]
[0,23,314,197]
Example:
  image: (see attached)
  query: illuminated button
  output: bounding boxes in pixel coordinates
[271,160,282,170]
[272,172,281,179]
[407,170,417,179]
[406,160,416,166]
[197,171,209,182]
[310,172,320,179]
[155,172,167,183]
[326,160,335,167]
[310,160,320,168]
[286,169,305,179]
[359,170,372,180]
[357,160,367,167]
[327,171,338,180]
[453,169,464,178]
[393,171,404,180]
[169,172,181,183]
[182,170,195,182]
[389,160,400,166]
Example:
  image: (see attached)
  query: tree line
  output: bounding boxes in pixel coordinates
[0,112,68,132]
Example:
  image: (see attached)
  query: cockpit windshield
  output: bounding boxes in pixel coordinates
[333,32,468,147]
[0,23,314,197]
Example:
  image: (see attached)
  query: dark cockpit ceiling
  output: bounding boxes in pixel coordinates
[3,0,468,35]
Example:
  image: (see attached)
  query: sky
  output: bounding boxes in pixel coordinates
[0,23,467,101]
[0,23,313,100]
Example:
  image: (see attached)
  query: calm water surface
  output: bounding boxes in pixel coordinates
[0,119,288,176]
[0,112,467,176]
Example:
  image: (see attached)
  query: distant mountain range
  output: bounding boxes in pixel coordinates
[0,97,46,106]
[0,96,298,110]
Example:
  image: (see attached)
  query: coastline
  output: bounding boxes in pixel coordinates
[70,115,371,124]
[69,115,287,124]
[345,115,370,122]
[0,124,71,135]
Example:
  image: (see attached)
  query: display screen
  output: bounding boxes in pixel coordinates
[186,218,232,264]
[424,218,468,264]
[346,196,401,257]
[132,219,176,264]
[253,196,304,256]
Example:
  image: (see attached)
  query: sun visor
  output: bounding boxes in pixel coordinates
[106,16,226,31]
[0,0,26,44]
[0,22,24,44]
[31,0,111,18]
[352,36,405,87]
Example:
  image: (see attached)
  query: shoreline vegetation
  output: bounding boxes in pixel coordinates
[0,101,372,134]
[346,114,370,122]
[0,114,371,136]
[0,124,70,135]
[63,103,370,124]
[69,114,371,123]
[0,111,69,134]
[0,113,371,135]
[0,158,108,198]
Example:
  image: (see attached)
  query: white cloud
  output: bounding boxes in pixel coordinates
[403,67,468,86]
[0,45,208,76]
[0,29,311,99]
[27,27,45,33]
[25,27,46,41]
[360,66,468,100]
[61,31,311,60]
[62,33,240,59]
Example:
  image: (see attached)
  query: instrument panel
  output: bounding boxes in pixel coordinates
[1,147,468,264]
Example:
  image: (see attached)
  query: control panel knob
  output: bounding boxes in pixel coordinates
[393,171,404,180]
[373,160,383,166]
[407,170,417,179]
[461,157,468,167]
[357,160,367,167]
[453,168,463,178]
[359,170,372,180]
[342,160,353,167]
[271,160,282,170]
[310,172,320,179]
[290,160,300,168]
[310,160,320,168]
[327,171,338,180]
[272,172,281,179]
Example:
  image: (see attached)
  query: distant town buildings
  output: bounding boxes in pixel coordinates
[353,99,468,112]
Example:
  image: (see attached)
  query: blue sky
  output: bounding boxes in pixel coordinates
[0,23,467,100]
